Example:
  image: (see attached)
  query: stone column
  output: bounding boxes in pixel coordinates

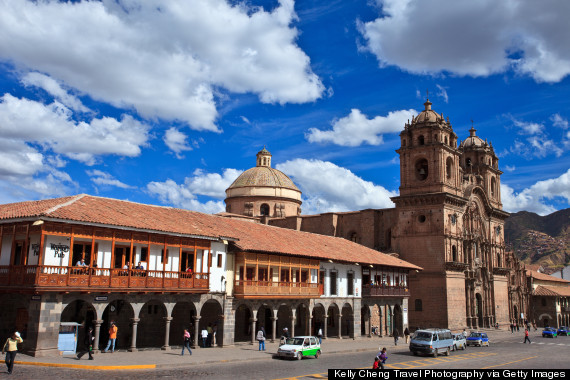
[349,313,355,339]
[323,315,328,339]
[193,315,201,349]
[250,318,257,345]
[291,316,296,338]
[270,317,277,343]
[308,316,312,336]
[338,314,342,339]
[162,316,173,350]
[93,319,103,354]
[368,313,372,337]
[129,318,140,352]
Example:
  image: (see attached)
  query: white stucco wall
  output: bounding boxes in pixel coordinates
[209,242,227,293]
[43,235,72,266]
[320,262,362,298]
[26,234,40,265]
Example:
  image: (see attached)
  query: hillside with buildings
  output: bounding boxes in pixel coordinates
[505,208,570,273]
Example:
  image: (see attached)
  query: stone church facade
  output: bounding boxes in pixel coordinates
[267,100,528,330]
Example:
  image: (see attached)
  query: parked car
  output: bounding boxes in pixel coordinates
[542,327,558,338]
[557,326,570,336]
[409,328,454,357]
[466,332,489,347]
[277,336,321,360]
[452,333,466,351]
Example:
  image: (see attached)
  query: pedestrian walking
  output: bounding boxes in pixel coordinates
[103,321,118,353]
[282,327,289,339]
[317,327,323,344]
[181,329,192,355]
[207,323,213,347]
[77,326,94,360]
[393,328,399,346]
[515,322,519,332]
[510,322,514,334]
[201,327,208,348]
[2,331,23,374]
[523,328,531,344]
[404,327,410,344]
[256,326,266,351]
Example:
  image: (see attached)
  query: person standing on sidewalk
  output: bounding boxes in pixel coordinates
[77,326,94,360]
[393,328,399,346]
[523,328,531,344]
[201,327,208,348]
[404,327,410,344]
[2,331,23,374]
[181,329,192,355]
[103,321,118,353]
[317,327,323,344]
[256,326,266,351]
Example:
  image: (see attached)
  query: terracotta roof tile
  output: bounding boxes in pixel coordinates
[527,270,570,284]
[0,195,421,270]
[533,285,570,297]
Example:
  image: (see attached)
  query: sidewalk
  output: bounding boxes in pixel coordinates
[15,328,516,370]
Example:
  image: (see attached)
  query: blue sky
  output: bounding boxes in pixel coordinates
[0,0,569,216]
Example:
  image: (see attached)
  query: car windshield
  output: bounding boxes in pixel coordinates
[414,332,432,341]
[545,328,555,332]
[285,338,305,346]
[469,333,482,338]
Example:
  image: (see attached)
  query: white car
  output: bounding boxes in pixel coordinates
[276,336,321,360]
[452,333,466,351]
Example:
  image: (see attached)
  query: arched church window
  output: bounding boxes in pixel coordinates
[418,135,425,145]
[445,136,448,145]
[415,159,428,181]
[446,157,453,180]
[418,215,426,223]
[260,204,270,216]
[466,158,472,167]
[497,254,502,267]
[491,177,496,197]
[452,245,457,262]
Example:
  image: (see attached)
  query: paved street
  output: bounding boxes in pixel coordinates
[3,330,568,379]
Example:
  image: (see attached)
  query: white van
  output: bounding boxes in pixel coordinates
[409,328,454,357]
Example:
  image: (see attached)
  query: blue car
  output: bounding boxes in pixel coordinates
[466,332,489,347]
[543,327,558,338]
[557,326,570,336]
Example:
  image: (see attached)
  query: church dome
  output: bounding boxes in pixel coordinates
[227,166,300,191]
[460,127,487,149]
[412,99,445,125]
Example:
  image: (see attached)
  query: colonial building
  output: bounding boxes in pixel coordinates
[526,269,570,328]
[0,194,419,357]
[269,99,523,330]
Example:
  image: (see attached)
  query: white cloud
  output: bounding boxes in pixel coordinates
[87,170,132,189]
[504,165,516,172]
[501,169,570,215]
[164,128,193,159]
[146,168,242,213]
[306,108,416,146]
[0,94,150,165]
[360,0,570,83]
[21,72,90,113]
[0,0,324,131]
[276,159,397,214]
[511,118,543,135]
[503,115,565,158]
[551,114,569,129]
[435,84,449,103]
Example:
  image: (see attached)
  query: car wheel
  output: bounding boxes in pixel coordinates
[297,352,302,360]
[462,344,466,350]
[432,349,438,358]
[445,347,450,356]
[452,345,456,351]
[315,350,320,359]
[412,351,418,356]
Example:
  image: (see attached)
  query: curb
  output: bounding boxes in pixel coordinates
[14,361,156,370]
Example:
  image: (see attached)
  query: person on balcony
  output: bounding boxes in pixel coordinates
[76,258,87,267]
[103,322,118,353]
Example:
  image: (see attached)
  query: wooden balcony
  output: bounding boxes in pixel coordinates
[233,280,322,299]
[362,285,409,297]
[0,265,209,293]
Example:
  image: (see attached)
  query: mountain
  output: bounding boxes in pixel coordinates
[505,208,570,273]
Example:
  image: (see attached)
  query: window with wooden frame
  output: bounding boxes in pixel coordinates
[72,242,92,266]
[347,271,354,295]
[329,270,337,295]
[160,249,169,264]
[140,247,148,262]
[217,253,223,268]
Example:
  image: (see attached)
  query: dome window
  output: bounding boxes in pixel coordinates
[418,135,425,145]
[446,157,453,180]
[418,215,426,223]
[260,204,270,216]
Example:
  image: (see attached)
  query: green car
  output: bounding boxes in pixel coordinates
[277,336,321,360]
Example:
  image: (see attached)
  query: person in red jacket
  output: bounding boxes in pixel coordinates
[523,328,531,344]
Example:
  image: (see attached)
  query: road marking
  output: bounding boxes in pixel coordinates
[482,356,538,369]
